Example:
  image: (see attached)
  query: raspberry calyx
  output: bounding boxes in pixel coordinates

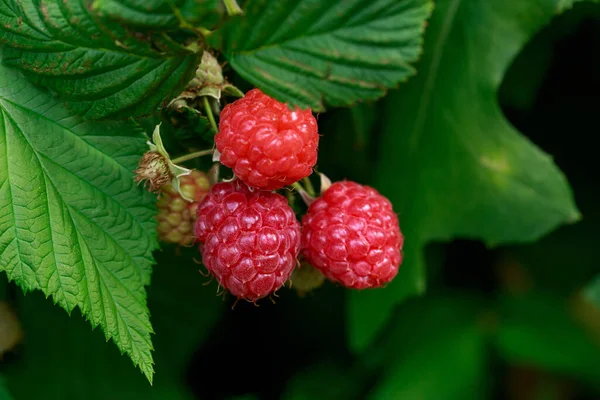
[289,262,325,297]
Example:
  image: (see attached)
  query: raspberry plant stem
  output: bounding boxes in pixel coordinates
[223,0,243,16]
[172,149,214,164]
[292,182,304,193]
[303,177,316,197]
[170,5,212,38]
[292,182,315,206]
[203,96,219,134]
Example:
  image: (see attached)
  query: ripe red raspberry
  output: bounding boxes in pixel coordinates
[216,88,319,190]
[301,181,403,289]
[156,170,210,245]
[195,180,301,300]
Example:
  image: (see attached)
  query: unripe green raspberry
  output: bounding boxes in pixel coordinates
[156,170,210,245]
[289,263,325,296]
[0,301,23,356]
[196,51,224,88]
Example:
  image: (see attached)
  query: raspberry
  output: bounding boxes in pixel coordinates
[301,181,403,289]
[156,170,210,245]
[195,180,301,300]
[216,88,319,190]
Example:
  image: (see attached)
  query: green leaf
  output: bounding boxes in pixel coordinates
[317,103,376,184]
[145,247,224,376]
[494,291,600,389]
[500,2,600,110]
[210,0,433,111]
[4,249,223,399]
[585,276,600,308]
[498,214,600,297]
[498,33,553,111]
[92,0,222,30]
[0,376,12,400]
[348,0,582,353]
[0,0,201,120]
[282,361,364,400]
[163,106,215,145]
[365,294,489,400]
[0,64,158,381]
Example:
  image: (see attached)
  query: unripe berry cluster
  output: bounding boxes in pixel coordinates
[156,170,210,246]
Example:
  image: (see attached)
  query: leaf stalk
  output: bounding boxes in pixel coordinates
[203,96,219,134]
[172,149,214,164]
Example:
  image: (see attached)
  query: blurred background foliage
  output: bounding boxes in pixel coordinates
[1,2,600,400]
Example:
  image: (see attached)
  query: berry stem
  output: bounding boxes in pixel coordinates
[303,177,316,197]
[292,182,315,206]
[223,0,243,16]
[291,182,304,193]
[203,96,219,134]
[197,27,213,37]
[172,149,214,164]
[171,6,212,38]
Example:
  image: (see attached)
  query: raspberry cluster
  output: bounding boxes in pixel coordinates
[150,87,403,301]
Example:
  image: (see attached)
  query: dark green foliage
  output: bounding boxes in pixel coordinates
[1,0,600,398]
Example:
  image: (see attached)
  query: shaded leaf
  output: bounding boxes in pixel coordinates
[0,64,157,380]
[498,34,553,111]
[348,0,581,352]
[585,276,600,308]
[495,291,600,390]
[500,2,600,110]
[282,360,364,400]
[0,0,200,119]
[92,0,222,30]
[317,103,376,184]
[0,376,12,400]
[163,105,214,144]
[211,0,433,111]
[365,294,489,400]
[4,249,223,399]
[496,212,600,297]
